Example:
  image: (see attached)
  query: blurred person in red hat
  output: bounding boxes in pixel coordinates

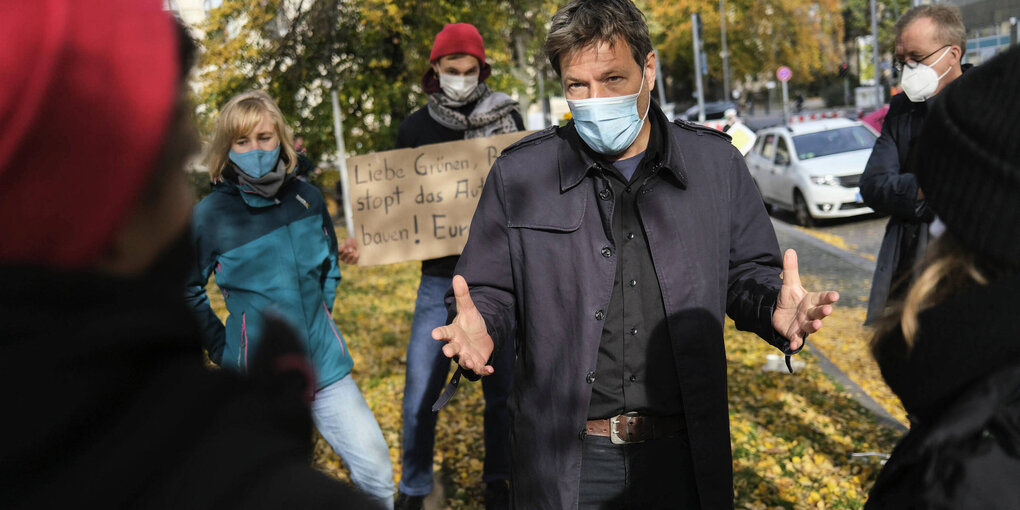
[0,1,374,508]
[393,22,524,510]
[185,89,396,509]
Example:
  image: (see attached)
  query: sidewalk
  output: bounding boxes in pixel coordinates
[772,219,907,432]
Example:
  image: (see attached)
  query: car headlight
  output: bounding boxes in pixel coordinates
[810,175,840,186]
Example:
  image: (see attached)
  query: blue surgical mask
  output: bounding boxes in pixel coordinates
[567,73,650,155]
[229,144,281,178]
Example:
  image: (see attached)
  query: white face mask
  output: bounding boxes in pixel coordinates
[900,46,953,102]
[439,73,479,101]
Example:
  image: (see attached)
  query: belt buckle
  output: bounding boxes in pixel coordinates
[610,415,644,445]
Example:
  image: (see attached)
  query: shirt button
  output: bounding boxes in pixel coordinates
[595,309,605,320]
[630,328,638,335]
[586,371,596,384]
[629,375,637,382]
[627,232,635,240]
[629,279,637,287]
[601,246,613,258]
[599,189,611,200]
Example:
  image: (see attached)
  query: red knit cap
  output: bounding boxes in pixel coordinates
[429,23,487,65]
[422,23,491,93]
[0,0,178,268]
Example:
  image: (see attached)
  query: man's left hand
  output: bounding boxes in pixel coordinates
[772,249,839,351]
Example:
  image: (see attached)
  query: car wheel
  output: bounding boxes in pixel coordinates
[794,190,815,227]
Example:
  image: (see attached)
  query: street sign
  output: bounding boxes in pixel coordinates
[776,66,792,82]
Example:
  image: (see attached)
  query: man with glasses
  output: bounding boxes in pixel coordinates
[859,5,970,324]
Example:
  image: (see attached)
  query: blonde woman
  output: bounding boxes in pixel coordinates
[866,47,1020,508]
[185,91,395,508]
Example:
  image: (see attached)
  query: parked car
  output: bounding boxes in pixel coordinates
[680,101,738,122]
[745,117,876,226]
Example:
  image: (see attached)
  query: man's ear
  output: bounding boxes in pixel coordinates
[645,50,657,91]
[951,45,964,64]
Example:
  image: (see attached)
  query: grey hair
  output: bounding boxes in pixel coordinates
[895,4,967,54]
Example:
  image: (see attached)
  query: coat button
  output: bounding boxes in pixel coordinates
[601,246,612,258]
[579,428,588,440]
[595,309,605,320]
[625,187,632,193]
[630,328,638,335]
[586,371,596,384]
[626,232,635,240]
[599,189,611,200]
[629,279,637,287]
[629,375,637,382]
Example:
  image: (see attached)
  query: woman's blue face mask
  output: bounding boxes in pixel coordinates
[229,144,280,178]
[566,72,650,156]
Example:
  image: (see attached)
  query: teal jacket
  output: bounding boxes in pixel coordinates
[185,178,351,389]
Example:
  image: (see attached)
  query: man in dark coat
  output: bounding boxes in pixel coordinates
[431,1,840,508]
[860,4,969,324]
[0,3,374,508]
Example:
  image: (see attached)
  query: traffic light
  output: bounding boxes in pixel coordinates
[838,63,849,78]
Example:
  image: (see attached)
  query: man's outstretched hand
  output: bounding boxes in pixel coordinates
[432,275,495,376]
[772,249,840,351]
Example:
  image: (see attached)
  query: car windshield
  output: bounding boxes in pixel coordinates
[793,126,876,160]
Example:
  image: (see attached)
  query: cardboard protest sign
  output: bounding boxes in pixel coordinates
[346,131,535,266]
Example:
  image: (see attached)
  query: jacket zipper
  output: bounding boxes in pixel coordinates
[240,312,249,372]
[323,302,345,356]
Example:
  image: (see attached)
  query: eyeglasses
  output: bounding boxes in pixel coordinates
[893,44,951,73]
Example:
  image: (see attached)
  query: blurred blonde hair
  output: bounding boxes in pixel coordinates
[206,90,297,180]
[873,233,990,350]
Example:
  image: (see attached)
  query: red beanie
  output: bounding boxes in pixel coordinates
[0,0,178,268]
[422,23,491,93]
[429,23,487,65]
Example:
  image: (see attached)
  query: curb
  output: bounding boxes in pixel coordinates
[771,218,907,433]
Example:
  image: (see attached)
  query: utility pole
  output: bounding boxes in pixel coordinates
[871,0,882,105]
[692,13,706,122]
[654,49,668,109]
[720,0,731,103]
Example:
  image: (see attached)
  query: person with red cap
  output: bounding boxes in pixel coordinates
[0,2,374,508]
[394,22,524,510]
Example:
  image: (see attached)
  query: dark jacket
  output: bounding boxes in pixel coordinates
[860,69,970,324]
[395,100,525,278]
[0,266,375,509]
[859,93,934,323]
[867,273,1020,508]
[449,103,793,509]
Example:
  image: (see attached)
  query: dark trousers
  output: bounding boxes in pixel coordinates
[577,433,701,510]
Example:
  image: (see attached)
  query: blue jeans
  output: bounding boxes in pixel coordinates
[312,374,396,509]
[400,274,513,496]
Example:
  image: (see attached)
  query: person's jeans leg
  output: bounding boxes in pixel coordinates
[481,334,513,483]
[312,375,396,510]
[400,274,453,496]
[577,435,626,509]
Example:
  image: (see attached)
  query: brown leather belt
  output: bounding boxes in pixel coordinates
[586,414,685,444]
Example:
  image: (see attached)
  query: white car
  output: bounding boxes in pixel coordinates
[745,118,876,226]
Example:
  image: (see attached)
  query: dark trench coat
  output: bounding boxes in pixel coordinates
[449,106,796,509]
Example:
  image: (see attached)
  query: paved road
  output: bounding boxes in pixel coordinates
[769,215,907,431]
